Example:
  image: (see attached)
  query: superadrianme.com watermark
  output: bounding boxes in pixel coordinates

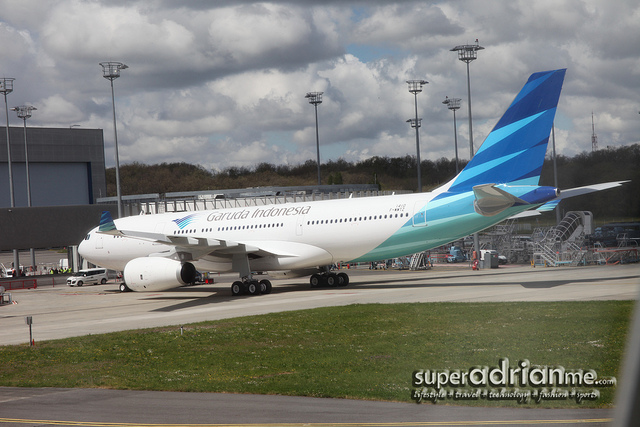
[411,358,616,404]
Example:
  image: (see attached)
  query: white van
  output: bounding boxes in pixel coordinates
[67,268,109,287]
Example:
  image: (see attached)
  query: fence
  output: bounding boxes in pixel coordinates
[2,278,37,290]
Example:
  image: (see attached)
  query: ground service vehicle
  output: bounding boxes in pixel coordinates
[67,268,108,287]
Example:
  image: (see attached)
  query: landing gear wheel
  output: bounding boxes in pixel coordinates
[337,272,349,286]
[247,280,259,295]
[259,279,272,294]
[231,281,243,296]
[119,283,129,293]
[310,274,321,288]
[326,273,338,287]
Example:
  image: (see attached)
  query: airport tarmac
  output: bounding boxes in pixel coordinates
[1,263,639,346]
[1,263,638,426]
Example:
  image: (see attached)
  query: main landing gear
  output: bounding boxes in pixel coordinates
[230,278,272,296]
[309,272,349,288]
[230,252,273,297]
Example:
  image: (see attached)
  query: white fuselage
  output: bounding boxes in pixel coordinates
[79,189,448,273]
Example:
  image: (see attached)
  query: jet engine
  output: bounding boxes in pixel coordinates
[123,257,197,292]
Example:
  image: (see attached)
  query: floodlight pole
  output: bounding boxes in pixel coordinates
[551,123,561,225]
[1,77,20,274]
[305,92,323,185]
[451,40,483,158]
[406,80,428,192]
[12,105,37,270]
[1,78,15,208]
[99,62,128,218]
[451,40,483,265]
[443,97,462,174]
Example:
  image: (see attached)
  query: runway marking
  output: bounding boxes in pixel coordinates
[0,417,614,426]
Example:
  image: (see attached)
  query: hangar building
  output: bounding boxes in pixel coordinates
[0,126,115,254]
[0,126,106,207]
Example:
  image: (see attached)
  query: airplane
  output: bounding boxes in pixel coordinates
[78,68,626,295]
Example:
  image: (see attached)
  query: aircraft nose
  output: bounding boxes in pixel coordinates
[78,233,90,258]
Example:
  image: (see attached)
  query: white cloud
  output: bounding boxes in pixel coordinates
[0,0,637,174]
[36,95,85,124]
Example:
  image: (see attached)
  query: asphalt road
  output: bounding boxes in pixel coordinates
[1,262,638,426]
[0,386,614,426]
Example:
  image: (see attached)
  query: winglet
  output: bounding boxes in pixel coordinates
[98,211,119,234]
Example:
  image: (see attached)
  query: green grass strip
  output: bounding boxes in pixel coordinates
[0,301,632,408]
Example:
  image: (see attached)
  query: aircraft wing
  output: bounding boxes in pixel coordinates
[97,211,289,260]
[509,180,629,219]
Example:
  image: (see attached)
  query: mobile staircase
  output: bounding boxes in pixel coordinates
[532,211,592,267]
[485,219,533,263]
[409,252,432,270]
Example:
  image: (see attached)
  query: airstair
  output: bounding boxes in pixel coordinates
[409,252,432,270]
[532,211,592,267]
[486,219,521,263]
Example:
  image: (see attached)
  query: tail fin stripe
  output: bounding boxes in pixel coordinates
[472,109,556,166]
[494,70,565,131]
[501,71,555,120]
[448,69,565,192]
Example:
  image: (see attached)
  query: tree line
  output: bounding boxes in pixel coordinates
[107,144,639,220]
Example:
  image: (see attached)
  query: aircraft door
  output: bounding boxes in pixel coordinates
[412,201,428,227]
[296,214,305,236]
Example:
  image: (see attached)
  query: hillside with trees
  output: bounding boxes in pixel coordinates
[107,144,639,220]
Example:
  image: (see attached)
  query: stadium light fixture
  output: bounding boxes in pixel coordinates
[406,79,428,192]
[451,39,483,158]
[11,105,37,270]
[442,97,462,174]
[305,92,323,186]
[99,61,128,218]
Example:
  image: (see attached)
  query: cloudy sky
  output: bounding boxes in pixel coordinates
[1,0,639,171]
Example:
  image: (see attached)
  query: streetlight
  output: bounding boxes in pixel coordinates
[451,40,483,267]
[11,105,37,270]
[442,96,462,174]
[1,78,15,207]
[99,61,128,218]
[406,118,423,180]
[406,79,428,192]
[450,39,483,158]
[1,77,19,274]
[305,92,323,185]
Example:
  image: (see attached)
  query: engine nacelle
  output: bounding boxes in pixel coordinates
[123,257,197,292]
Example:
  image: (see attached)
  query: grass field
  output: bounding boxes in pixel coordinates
[0,301,631,408]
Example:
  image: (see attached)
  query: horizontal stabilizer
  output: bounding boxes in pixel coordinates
[555,181,629,200]
[508,180,629,219]
[536,199,561,212]
[473,184,527,217]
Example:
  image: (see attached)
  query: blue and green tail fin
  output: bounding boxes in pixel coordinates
[448,69,566,192]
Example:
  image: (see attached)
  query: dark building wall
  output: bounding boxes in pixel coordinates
[0,205,117,251]
[0,127,106,208]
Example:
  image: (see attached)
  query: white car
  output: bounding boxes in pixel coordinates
[67,268,109,287]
